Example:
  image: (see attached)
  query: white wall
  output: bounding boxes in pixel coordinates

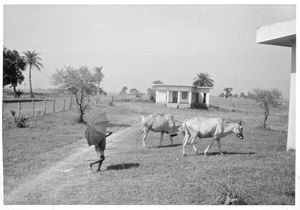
[155,91,167,103]
[287,43,296,150]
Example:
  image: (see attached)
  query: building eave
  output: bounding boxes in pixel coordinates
[256,19,296,47]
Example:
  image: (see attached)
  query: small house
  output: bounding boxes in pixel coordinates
[153,84,212,108]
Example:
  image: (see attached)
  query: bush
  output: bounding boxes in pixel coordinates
[213,183,251,205]
[192,103,209,110]
[11,110,29,128]
[16,89,23,98]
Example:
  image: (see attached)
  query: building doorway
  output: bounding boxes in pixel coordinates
[195,93,199,103]
[172,91,178,103]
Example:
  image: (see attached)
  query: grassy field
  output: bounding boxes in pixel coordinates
[2,96,295,204]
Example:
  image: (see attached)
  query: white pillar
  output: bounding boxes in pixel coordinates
[166,90,170,104]
[188,92,192,107]
[206,93,210,107]
[287,44,296,151]
[178,91,181,104]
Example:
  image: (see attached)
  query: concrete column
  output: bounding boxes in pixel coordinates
[287,44,296,151]
[166,90,170,104]
[206,93,210,107]
[188,92,192,107]
[178,91,181,104]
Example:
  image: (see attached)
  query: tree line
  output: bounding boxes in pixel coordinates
[3,47,43,98]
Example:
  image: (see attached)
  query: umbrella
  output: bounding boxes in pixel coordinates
[86,112,112,172]
[86,112,111,146]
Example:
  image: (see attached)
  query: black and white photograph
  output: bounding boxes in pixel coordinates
[1,1,297,206]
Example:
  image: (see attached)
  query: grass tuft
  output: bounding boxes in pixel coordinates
[213,182,252,205]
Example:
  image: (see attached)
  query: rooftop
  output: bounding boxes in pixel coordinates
[256,19,296,47]
[153,84,212,89]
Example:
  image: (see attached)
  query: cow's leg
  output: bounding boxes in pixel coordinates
[142,129,149,148]
[159,132,164,147]
[182,133,190,156]
[204,139,215,156]
[169,133,174,145]
[190,135,199,154]
[216,138,224,155]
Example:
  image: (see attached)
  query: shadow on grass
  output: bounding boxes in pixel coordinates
[106,163,140,171]
[108,123,131,128]
[150,143,182,149]
[189,151,255,156]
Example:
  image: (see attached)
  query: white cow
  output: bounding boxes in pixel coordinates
[140,114,179,148]
[180,117,244,156]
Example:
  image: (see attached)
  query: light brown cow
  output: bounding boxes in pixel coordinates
[140,114,179,148]
[180,117,244,156]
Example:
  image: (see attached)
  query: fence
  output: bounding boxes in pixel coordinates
[2,98,74,118]
[2,94,148,118]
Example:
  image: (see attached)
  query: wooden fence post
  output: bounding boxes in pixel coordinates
[53,100,56,113]
[69,97,72,110]
[63,98,66,111]
[43,100,47,115]
[18,102,21,117]
[32,101,35,117]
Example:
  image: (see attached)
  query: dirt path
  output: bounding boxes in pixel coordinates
[4,126,134,204]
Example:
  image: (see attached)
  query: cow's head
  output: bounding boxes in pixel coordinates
[177,122,187,135]
[233,121,244,139]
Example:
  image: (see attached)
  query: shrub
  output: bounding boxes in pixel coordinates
[192,103,209,110]
[11,110,29,128]
[16,89,23,98]
[213,183,251,205]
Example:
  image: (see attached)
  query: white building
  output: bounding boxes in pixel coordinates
[256,19,296,151]
[153,84,212,108]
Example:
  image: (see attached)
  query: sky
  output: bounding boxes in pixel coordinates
[3,5,296,97]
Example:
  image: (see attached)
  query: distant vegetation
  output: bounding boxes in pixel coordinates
[120,86,128,95]
[223,87,233,99]
[129,88,140,97]
[152,80,164,85]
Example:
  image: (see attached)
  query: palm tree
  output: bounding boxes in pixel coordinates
[193,72,214,87]
[23,51,43,97]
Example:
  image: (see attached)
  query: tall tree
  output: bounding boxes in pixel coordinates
[3,47,26,97]
[23,51,43,97]
[93,66,104,94]
[193,72,214,87]
[51,66,97,123]
[253,88,282,128]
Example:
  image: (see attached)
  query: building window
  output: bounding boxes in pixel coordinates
[182,91,188,99]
